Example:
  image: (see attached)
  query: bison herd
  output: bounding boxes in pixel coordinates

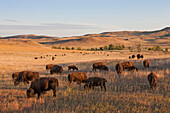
[12,58,158,99]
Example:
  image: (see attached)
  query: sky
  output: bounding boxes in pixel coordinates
[0,0,170,37]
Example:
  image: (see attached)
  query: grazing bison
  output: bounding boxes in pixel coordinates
[68,65,78,71]
[46,64,55,70]
[140,55,144,59]
[132,55,135,58]
[68,72,87,86]
[148,72,158,90]
[143,59,149,68]
[92,62,106,71]
[34,57,38,59]
[52,57,55,60]
[50,65,63,75]
[115,63,123,75]
[27,77,59,99]
[84,77,107,91]
[129,56,131,59]
[127,66,138,71]
[12,72,20,81]
[137,54,141,59]
[14,71,39,85]
[115,61,135,75]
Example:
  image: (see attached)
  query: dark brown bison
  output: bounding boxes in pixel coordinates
[52,57,55,60]
[68,72,87,86]
[46,64,55,70]
[92,62,106,71]
[132,55,135,58]
[14,71,39,85]
[143,59,149,68]
[27,77,59,99]
[148,72,158,90]
[127,66,138,71]
[34,57,38,59]
[115,61,134,75]
[68,65,78,71]
[140,55,144,58]
[98,65,109,71]
[115,63,123,75]
[50,65,63,75]
[84,77,107,91]
[129,56,131,59]
[12,72,20,81]
[137,54,141,59]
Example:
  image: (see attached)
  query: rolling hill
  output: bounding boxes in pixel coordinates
[1,27,170,48]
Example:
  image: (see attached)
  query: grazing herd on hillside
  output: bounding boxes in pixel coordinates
[12,54,158,99]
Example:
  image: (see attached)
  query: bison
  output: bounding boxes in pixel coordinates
[137,54,141,59]
[132,55,135,58]
[140,55,144,59]
[143,59,149,68]
[50,65,63,75]
[84,77,107,91]
[129,56,131,59]
[68,65,78,71]
[68,72,87,86]
[92,62,106,71]
[46,64,55,70]
[14,71,39,85]
[115,61,135,75]
[148,71,158,90]
[127,66,138,71]
[27,77,59,99]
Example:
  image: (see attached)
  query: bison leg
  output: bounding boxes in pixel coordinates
[103,83,107,91]
[37,93,41,99]
[100,85,103,91]
[69,81,72,86]
[53,90,56,97]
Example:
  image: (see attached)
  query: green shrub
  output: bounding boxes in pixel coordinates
[77,47,81,50]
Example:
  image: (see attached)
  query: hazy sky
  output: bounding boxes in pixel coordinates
[0,0,170,37]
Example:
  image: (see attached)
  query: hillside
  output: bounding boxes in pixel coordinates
[1,27,170,48]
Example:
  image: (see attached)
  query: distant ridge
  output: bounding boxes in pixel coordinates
[1,27,170,47]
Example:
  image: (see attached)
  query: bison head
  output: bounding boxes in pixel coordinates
[14,79,20,85]
[27,88,35,98]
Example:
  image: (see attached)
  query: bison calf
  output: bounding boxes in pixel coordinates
[68,72,87,86]
[68,65,78,71]
[148,71,158,90]
[143,59,149,68]
[14,71,39,85]
[27,77,59,99]
[84,77,107,91]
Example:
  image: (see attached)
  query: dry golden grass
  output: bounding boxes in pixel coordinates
[0,43,170,112]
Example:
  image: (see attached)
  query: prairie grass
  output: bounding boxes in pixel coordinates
[0,57,169,112]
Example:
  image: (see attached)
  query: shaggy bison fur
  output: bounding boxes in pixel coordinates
[46,64,55,70]
[14,71,39,85]
[50,65,63,75]
[84,77,107,91]
[115,61,135,75]
[148,71,158,90]
[92,62,106,71]
[27,77,59,99]
[68,72,87,86]
[68,65,78,71]
[143,59,149,68]
[12,72,20,81]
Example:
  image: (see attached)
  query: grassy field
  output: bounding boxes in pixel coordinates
[0,47,169,113]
